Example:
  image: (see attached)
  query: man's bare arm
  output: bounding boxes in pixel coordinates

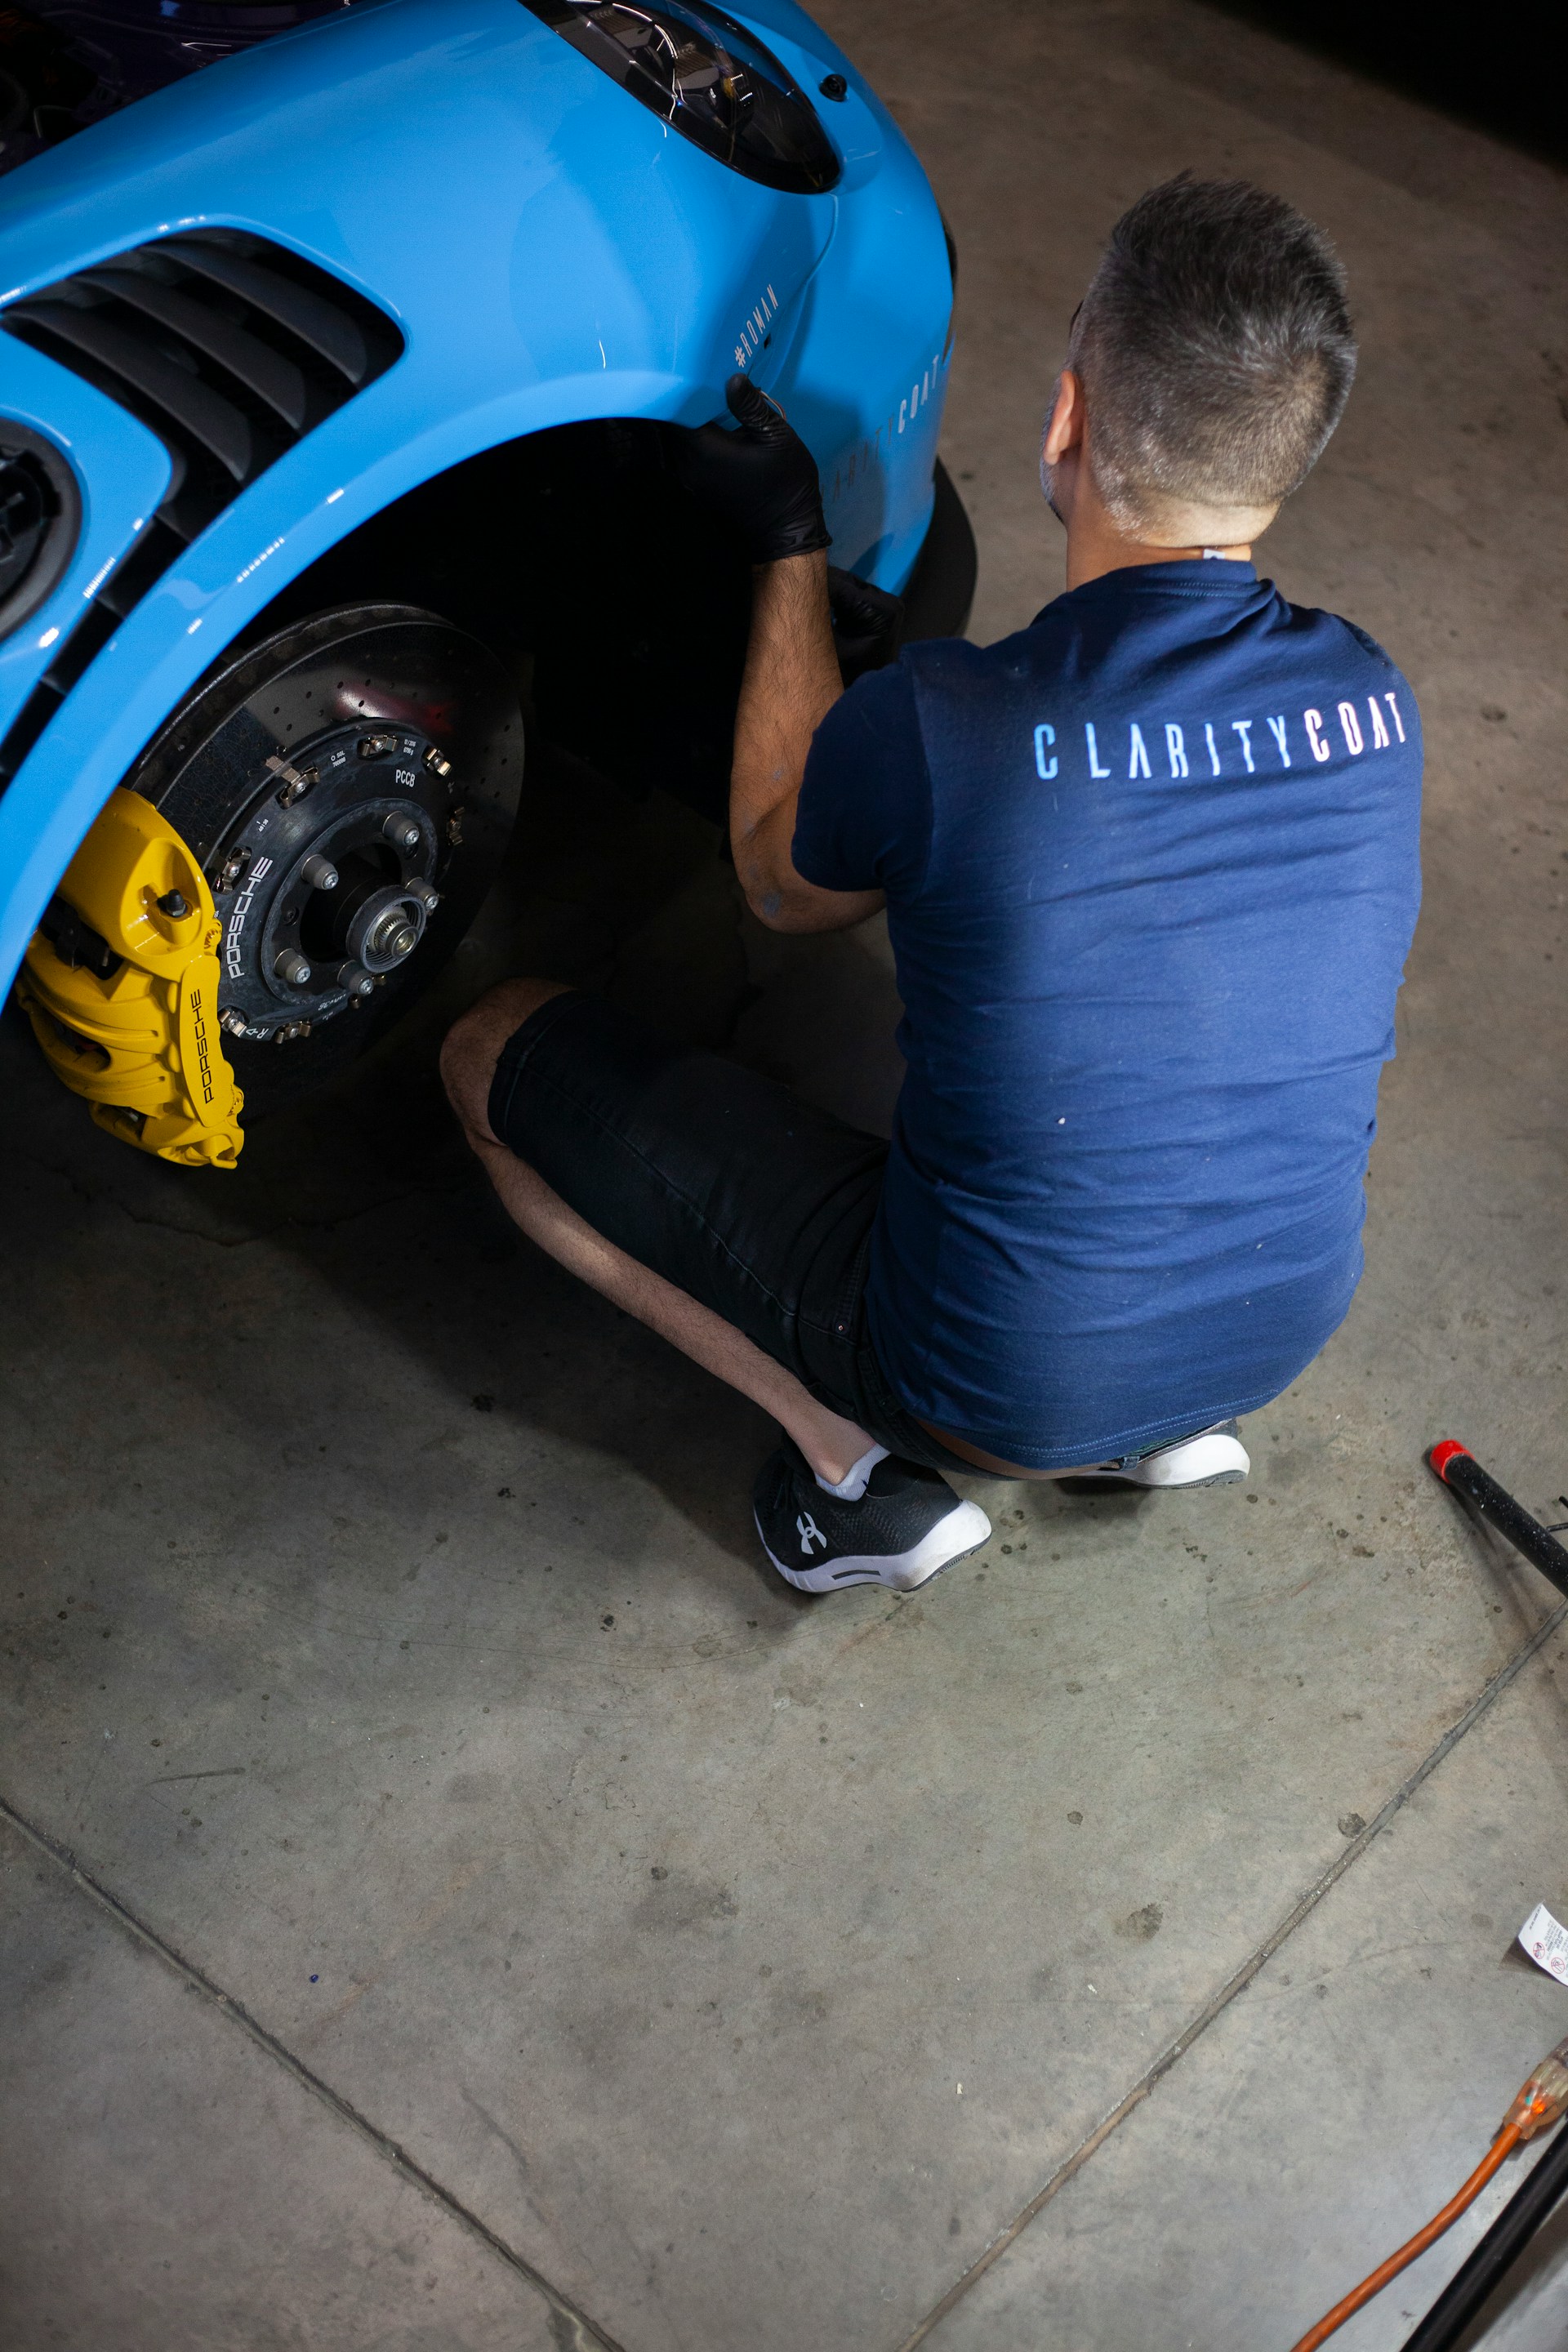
[730,550,884,934]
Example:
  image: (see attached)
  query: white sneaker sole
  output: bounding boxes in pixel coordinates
[1109,1431,1250,1488]
[759,1499,993,1594]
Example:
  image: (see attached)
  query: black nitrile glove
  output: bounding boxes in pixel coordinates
[828,566,904,684]
[675,372,831,564]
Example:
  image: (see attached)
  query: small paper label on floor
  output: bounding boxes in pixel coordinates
[1517,1903,1568,1984]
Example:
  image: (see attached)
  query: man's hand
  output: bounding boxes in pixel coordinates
[675,373,831,566]
[829,567,905,684]
[679,378,880,933]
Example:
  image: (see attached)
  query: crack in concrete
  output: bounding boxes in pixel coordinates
[11,1543,1561,2352]
[893,1596,1568,2352]
[0,1793,628,2352]
[461,2085,534,2188]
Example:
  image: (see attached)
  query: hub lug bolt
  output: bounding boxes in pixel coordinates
[382,812,423,852]
[336,963,376,1000]
[409,881,441,912]
[301,854,339,891]
[274,948,313,988]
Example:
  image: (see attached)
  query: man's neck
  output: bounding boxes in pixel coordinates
[1064,510,1252,592]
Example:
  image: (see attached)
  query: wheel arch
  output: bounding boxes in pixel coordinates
[0,380,695,1000]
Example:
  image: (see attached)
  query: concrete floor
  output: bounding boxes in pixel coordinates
[4,3,1568,2346]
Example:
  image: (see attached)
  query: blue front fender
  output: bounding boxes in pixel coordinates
[0,0,952,996]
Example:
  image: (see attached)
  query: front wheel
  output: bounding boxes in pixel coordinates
[23,604,523,1156]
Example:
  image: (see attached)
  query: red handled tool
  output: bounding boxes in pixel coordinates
[1428,1440,1568,1598]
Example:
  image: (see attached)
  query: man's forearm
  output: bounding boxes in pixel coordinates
[730,552,881,931]
[732,552,840,915]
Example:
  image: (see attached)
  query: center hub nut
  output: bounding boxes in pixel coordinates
[345,883,430,973]
[368,909,418,961]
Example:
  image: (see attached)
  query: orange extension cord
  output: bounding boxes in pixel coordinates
[1285,2037,1568,2352]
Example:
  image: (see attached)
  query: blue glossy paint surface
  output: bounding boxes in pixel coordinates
[0,0,951,993]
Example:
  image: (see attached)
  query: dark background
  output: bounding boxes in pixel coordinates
[1216,0,1562,166]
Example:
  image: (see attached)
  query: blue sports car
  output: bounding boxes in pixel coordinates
[0,0,969,1167]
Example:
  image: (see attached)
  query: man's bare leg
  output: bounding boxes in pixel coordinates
[439,979,880,1487]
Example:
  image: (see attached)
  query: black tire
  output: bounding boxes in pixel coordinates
[899,460,978,644]
[128,604,523,1120]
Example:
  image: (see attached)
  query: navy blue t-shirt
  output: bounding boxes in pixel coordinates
[791,560,1422,1468]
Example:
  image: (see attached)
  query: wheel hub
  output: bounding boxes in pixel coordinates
[212,720,456,1042]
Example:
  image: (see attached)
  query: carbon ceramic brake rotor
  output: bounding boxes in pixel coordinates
[128,604,523,1113]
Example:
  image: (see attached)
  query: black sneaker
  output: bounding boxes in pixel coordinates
[753,1437,991,1593]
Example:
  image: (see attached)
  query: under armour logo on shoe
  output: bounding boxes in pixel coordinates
[797,1511,827,1556]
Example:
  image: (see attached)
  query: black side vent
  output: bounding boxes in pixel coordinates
[0,230,403,794]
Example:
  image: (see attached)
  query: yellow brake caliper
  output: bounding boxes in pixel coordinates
[16,786,245,1169]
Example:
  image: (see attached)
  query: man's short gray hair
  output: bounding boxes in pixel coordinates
[1067,176,1356,533]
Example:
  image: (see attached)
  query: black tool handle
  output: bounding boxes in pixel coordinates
[1400,2120,1568,2350]
[1429,1441,1568,1599]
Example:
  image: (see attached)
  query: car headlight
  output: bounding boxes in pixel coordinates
[519,0,840,194]
[0,422,79,644]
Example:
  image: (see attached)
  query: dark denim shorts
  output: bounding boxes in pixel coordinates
[486,991,973,1473]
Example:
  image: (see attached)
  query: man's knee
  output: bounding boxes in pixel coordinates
[440,978,571,1145]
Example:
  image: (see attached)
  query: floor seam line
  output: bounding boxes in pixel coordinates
[891,1596,1568,2352]
[0,1791,628,2352]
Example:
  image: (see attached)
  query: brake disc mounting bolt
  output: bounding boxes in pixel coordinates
[359,732,398,760]
[267,755,318,808]
[423,746,452,777]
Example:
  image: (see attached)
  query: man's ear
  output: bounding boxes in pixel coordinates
[1043,369,1085,465]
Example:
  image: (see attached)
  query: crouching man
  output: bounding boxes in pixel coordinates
[441,176,1421,1596]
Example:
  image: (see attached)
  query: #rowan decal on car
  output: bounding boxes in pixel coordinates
[733,284,780,370]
